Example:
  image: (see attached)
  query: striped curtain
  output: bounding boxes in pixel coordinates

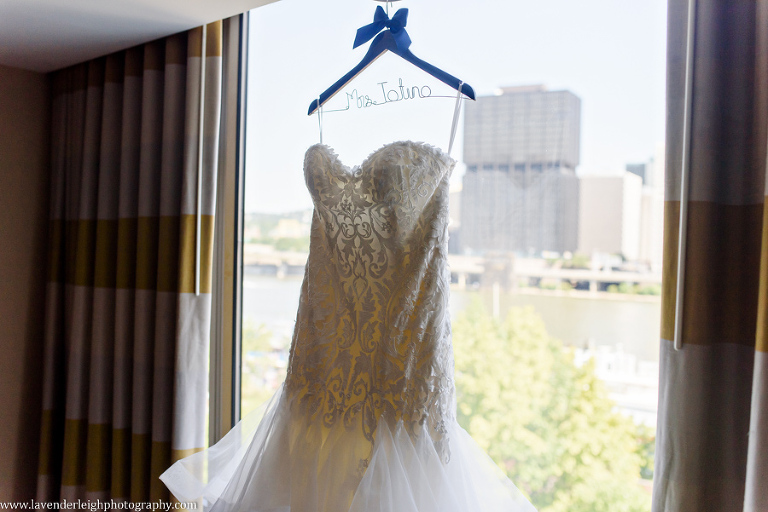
[37,22,222,503]
[654,1,768,511]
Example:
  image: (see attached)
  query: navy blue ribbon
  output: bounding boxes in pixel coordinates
[353,6,411,50]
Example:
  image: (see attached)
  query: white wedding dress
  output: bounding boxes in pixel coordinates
[160,141,536,512]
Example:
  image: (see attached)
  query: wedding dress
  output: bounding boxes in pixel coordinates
[160,140,536,512]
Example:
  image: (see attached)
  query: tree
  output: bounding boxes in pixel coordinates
[452,299,651,511]
[241,321,284,415]
[243,319,274,353]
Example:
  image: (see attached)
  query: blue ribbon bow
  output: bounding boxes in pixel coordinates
[353,6,412,50]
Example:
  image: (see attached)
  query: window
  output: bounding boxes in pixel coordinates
[239,1,665,510]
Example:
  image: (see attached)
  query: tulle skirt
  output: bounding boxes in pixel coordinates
[160,384,536,512]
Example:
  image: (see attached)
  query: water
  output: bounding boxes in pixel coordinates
[242,272,662,363]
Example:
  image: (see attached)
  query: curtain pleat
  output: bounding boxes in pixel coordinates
[84,53,122,501]
[37,21,223,505]
[131,38,164,503]
[654,1,768,511]
[171,24,222,467]
[111,46,142,502]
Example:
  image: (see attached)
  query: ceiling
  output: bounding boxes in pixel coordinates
[0,0,278,72]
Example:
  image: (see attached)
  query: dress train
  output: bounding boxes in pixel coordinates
[160,384,536,512]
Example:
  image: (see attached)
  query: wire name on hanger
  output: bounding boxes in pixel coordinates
[308,6,475,116]
[343,78,433,110]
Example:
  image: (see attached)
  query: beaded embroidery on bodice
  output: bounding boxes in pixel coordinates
[285,141,457,460]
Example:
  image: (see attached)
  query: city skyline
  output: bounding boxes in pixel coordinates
[245,0,667,214]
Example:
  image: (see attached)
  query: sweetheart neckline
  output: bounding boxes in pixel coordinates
[306,140,456,177]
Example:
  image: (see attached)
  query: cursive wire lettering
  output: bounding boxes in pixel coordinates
[339,78,434,112]
[378,79,432,103]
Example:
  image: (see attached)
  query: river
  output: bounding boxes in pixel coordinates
[242,272,662,364]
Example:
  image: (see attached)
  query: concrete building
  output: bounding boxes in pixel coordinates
[626,163,648,185]
[460,85,581,255]
[578,173,643,260]
[635,145,665,271]
[448,187,463,254]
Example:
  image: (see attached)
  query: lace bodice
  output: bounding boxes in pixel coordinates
[285,141,457,460]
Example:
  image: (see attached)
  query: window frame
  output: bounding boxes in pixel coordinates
[209,12,249,442]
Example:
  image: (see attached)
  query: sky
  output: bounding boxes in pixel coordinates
[245,0,668,213]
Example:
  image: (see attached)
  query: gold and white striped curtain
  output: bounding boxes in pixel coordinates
[37,22,222,503]
[654,1,768,511]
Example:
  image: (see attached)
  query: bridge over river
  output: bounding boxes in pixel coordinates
[243,245,661,291]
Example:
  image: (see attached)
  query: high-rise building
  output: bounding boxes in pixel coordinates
[460,85,581,254]
[626,163,647,185]
[577,148,665,266]
[636,145,665,271]
[578,173,643,260]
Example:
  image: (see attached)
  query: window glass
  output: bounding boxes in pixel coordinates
[242,1,666,510]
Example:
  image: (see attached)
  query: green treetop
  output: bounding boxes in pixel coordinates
[452,300,651,512]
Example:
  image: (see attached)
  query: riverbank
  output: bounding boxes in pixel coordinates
[509,286,661,303]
